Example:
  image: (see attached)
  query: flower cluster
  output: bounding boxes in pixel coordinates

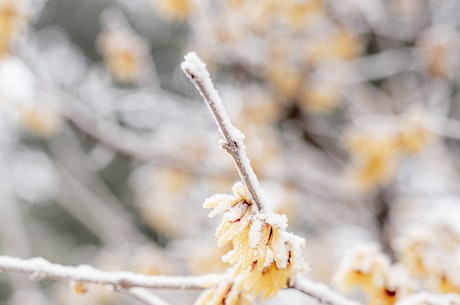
[345,108,435,191]
[334,244,413,305]
[199,182,308,303]
[396,222,460,294]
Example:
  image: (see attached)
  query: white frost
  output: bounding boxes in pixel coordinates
[181,52,245,143]
[248,215,264,248]
[0,255,226,289]
[181,52,268,214]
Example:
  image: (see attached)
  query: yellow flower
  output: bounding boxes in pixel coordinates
[235,261,291,300]
[204,182,307,299]
[194,280,252,305]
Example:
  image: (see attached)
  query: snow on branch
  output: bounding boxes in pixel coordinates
[0,256,362,305]
[293,277,362,305]
[0,255,226,290]
[181,52,268,213]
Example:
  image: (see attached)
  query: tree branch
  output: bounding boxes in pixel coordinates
[181,52,267,213]
[0,256,226,290]
[0,255,362,305]
[123,288,172,305]
[293,277,362,305]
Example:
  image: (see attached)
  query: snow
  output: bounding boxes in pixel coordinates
[181,52,267,214]
[266,213,288,230]
[248,216,264,248]
[0,255,227,289]
[181,52,245,143]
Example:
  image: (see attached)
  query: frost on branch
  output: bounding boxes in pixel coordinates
[181,52,265,213]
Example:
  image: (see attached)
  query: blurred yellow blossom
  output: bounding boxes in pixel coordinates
[394,108,434,154]
[266,62,303,100]
[417,27,458,80]
[188,241,232,275]
[306,28,364,64]
[345,108,433,191]
[97,24,149,84]
[0,0,28,59]
[300,80,342,112]
[334,245,413,305]
[20,105,62,137]
[281,0,325,30]
[154,0,194,21]
[396,223,460,294]
[345,129,399,191]
[137,168,193,238]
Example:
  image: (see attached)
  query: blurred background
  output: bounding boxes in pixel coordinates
[2,0,460,304]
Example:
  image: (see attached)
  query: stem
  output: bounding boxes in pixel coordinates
[0,256,363,305]
[293,277,362,305]
[181,52,267,213]
[124,288,172,305]
[0,256,226,290]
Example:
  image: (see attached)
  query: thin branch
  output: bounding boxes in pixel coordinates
[0,256,226,290]
[181,52,267,213]
[123,288,172,305]
[293,277,362,305]
[0,256,363,305]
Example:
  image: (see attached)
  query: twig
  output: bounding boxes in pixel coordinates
[123,288,172,305]
[0,256,226,290]
[181,52,267,213]
[0,255,362,305]
[293,277,362,305]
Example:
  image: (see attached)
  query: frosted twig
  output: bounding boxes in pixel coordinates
[181,52,267,213]
[0,256,364,305]
[0,256,226,290]
[293,277,362,305]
